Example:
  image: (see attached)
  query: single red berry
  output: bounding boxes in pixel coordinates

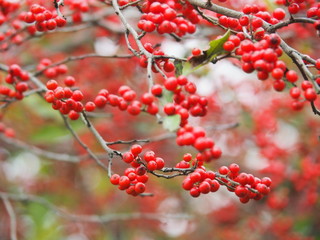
[289,87,301,99]
[163,61,175,72]
[304,88,317,101]
[151,84,163,97]
[235,185,249,198]
[46,79,58,90]
[301,80,313,91]
[286,70,298,83]
[94,95,107,108]
[68,110,80,120]
[189,187,200,197]
[223,41,235,52]
[110,173,120,185]
[85,101,96,112]
[199,181,211,194]
[123,152,135,163]
[229,163,240,174]
[72,90,84,101]
[147,160,157,171]
[134,182,146,194]
[130,144,142,156]
[192,48,201,56]
[273,8,286,20]
[119,176,131,189]
[219,166,229,175]
[273,79,286,91]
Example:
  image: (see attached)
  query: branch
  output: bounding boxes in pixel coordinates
[34,53,135,77]
[1,196,18,240]
[61,114,109,172]
[0,192,192,223]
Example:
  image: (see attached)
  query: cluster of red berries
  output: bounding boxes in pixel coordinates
[182,163,272,202]
[182,167,220,197]
[24,4,66,32]
[45,79,84,120]
[110,167,148,196]
[90,72,207,120]
[92,85,159,115]
[110,144,154,196]
[307,3,320,30]
[68,0,90,23]
[137,0,198,36]
[36,58,68,79]
[0,64,30,100]
[139,43,175,73]
[176,125,221,163]
[121,144,165,171]
[218,164,271,203]
[289,80,318,110]
[276,0,316,15]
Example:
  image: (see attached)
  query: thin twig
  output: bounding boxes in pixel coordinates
[2,197,18,240]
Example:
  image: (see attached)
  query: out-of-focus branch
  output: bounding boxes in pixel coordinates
[0,191,192,223]
[1,196,18,240]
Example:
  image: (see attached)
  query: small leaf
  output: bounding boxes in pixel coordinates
[174,59,183,77]
[205,29,230,60]
[187,29,231,70]
[163,114,181,132]
[160,89,174,106]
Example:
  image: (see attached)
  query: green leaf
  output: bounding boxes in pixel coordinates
[163,114,181,132]
[186,29,231,74]
[206,29,231,60]
[174,59,183,77]
[159,89,174,106]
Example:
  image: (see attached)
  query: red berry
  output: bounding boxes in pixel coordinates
[119,176,130,189]
[223,41,235,52]
[286,70,298,83]
[110,174,120,185]
[192,48,201,56]
[131,144,142,156]
[289,87,301,99]
[199,181,211,194]
[151,84,163,97]
[190,187,200,197]
[134,182,146,194]
[64,76,76,87]
[85,101,96,112]
[304,88,317,101]
[123,152,135,163]
[46,80,58,90]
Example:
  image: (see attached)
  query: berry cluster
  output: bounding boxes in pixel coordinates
[137,0,198,36]
[92,85,159,115]
[139,43,175,73]
[110,167,148,196]
[45,79,84,120]
[0,64,30,100]
[36,58,68,79]
[110,144,154,196]
[182,167,220,197]
[176,125,221,163]
[24,4,66,32]
[182,163,272,203]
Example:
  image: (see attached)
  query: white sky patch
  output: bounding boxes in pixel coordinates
[188,189,234,215]
[3,152,40,181]
[273,120,299,149]
[160,218,190,238]
[244,145,269,170]
[94,37,119,56]
[158,197,191,237]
